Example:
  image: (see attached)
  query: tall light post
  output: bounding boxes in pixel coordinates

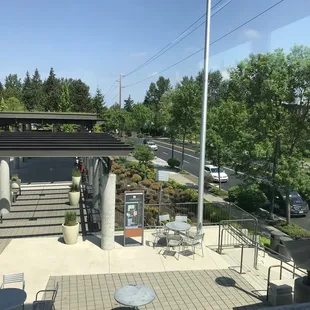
[197,0,212,234]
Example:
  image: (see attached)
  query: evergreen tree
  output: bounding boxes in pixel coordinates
[59,81,71,112]
[22,71,33,110]
[124,95,134,112]
[0,97,7,111]
[30,69,46,111]
[0,82,4,98]
[44,67,60,111]
[92,87,106,116]
[69,79,91,112]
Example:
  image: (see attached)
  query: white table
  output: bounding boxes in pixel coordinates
[114,284,156,309]
[0,288,27,310]
[166,221,191,232]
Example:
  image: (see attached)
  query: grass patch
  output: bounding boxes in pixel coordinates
[259,235,271,247]
[275,223,310,239]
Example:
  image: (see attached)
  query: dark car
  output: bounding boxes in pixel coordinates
[259,183,309,217]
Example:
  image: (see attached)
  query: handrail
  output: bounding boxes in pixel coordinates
[266,264,307,301]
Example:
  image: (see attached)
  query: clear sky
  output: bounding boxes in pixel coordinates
[1,0,310,106]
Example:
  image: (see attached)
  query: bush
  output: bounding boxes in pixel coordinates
[234,184,268,213]
[131,174,142,183]
[113,169,122,175]
[133,145,155,164]
[70,184,79,192]
[64,211,77,226]
[209,187,228,198]
[141,179,152,187]
[11,174,19,181]
[118,173,127,180]
[127,161,139,170]
[125,139,135,147]
[228,186,241,202]
[72,168,81,177]
[275,223,310,239]
[162,181,170,188]
[260,235,271,247]
[163,187,175,196]
[167,158,180,168]
[151,182,161,191]
[137,133,144,138]
[116,197,124,204]
[203,203,230,223]
[144,206,159,226]
[146,169,156,180]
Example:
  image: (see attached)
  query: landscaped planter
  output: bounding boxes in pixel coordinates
[68,191,80,206]
[72,168,81,186]
[62,223,79,245]
[62,211,79,245]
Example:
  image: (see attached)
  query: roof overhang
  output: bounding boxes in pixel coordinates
[0,131,133,157]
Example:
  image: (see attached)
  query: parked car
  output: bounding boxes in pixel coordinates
[204,165,228,182]
[259,182,309,217]
[146,141,158,151]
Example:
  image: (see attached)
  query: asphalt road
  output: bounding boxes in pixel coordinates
[153,140,242,191]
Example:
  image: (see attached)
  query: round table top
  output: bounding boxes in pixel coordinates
[114,284,156,307]
[0,288,27,310]
[166,221,191,232]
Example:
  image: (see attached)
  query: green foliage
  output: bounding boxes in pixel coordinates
[72,168,81,177]
[133,145,155,164]
[44,67,60,112]
[59,81,71,112]
[144,206,159,226]
[124,95,134,112]
[11,174,19,181]
[228,186,241,202]
[5,97,26,111]
[203,203,230,223]
[209,187,228,198]
[141,179,152,187]
[151,182,161,191]
[167,158,180,168]
[125,139,135,147]
[260,235,271,247]
[62,124,77,132]
[234,184,268,213]
[275,223,310,239]
[64,211,77,226]
[0,97,7,111]
[131,174,142,183]
[4,74,22,100]
[92,87,106,116]
[132,103,153,133]
[70,184,80,192]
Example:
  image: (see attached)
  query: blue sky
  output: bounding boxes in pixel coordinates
[1,0,310,106]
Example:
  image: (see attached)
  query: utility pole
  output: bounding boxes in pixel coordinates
[119,74,122,109]
[197,0,212,234]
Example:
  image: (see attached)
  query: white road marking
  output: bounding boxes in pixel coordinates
[162,152,168,155]
[184,160,190,164]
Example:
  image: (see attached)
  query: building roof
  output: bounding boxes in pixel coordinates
[0,111,100,126]
[0,131,133,157]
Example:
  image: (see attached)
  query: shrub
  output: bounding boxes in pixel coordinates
[125,139,135,147]
[151,182,161,191]
[116,197,124,204]
[118,173,127,180]
[260,235,271,247]
[116,157,128,165]
[113,169,122,175]
[203,203,230,223]
[148,198,157,205]
[133,145,155,164]
[162,181,170,188]
[163,187,175,196]
[275,223,310,239]
[127,161,139,170]
[167,158,180,168]
[64,211,77,226]
[209,187,228,198]
[137,133,144,138]
[228,186,241,202]
[234,184,268,213]
[72,168,81,177]
[70,184,80,192]
[144,206,159,226]
[131,174,142,183]
[141,179,152,187]
[146,169,156,180]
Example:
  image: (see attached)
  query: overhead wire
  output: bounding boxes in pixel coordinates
[123,0,285,89]
[123,0,229,78]
[104,80,117,96]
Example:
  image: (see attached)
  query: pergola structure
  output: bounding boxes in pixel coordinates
[0,131,133,251]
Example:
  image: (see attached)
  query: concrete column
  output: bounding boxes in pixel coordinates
[88,158,94,185]
[101,173,116,250]
[12,125,20,169]
[0,160,11,215]
[93,158,100,209]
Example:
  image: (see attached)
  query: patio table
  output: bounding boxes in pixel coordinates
[114,284,156,309]
[166,221,191,233]
[0,288,27,310]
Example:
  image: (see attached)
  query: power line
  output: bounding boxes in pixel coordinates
[105,84,118,97]
[123,0,285,89]
[123,0,230,78]
[111,92,119,102]
[104,80,117,96]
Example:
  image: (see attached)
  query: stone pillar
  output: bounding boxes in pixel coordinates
[93,158,100,209]
[88,158,94,185]
[101,173,116,250]
[0,160,11,216]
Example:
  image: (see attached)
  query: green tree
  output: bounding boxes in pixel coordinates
[59,81,71,112]
[4,74,22,100]
[144,76,171,135]
[170,76,200,168]
[0,97,7,111]
[30,69,46,111]
[69,79,92,112]
[124,95,134,112]
[133,145,155,164]
[5,97,26,111]
[92,87,106,116]
[43,67,60,111]
[132,103,153,133]
[22,71,33,110]
[0,82,4,99]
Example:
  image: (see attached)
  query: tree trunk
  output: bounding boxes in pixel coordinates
[171,143,174,158]
[285,186,291,224]
[181,132,186,169]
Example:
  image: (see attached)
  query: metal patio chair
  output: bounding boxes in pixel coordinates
[33,282,59,310]
[164,232,183,260]
[182,233,205,260]
[153,214,170,249]
[1,273,25,290]
[175,215,188,223]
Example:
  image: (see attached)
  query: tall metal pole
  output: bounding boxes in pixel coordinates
[197,0,212,234]
[119,74,122,109]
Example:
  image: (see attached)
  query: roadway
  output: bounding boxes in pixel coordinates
[153,139,242,191]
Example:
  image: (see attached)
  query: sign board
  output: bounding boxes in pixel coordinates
[123,191,144,246]
[156,170,169,182]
